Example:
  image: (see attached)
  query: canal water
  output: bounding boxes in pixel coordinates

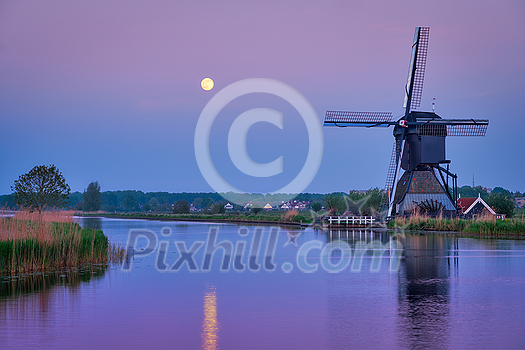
[1,217,525,349]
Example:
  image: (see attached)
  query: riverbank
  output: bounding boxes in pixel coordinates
[78,212,525,238]
[387,214,525,238]
[78,212,313,227]
[0,211,123,275]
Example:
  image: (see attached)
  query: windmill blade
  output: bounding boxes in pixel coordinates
[403,27,430,112]
[379,140,399,215]
[414,119,489,136]
[324,111,394,127]
[388,138,406,217]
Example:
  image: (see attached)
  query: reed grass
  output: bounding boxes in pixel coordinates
[0,210,124,275]
[388,211,525,237]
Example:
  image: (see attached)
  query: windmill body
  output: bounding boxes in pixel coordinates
[324,27,488,218]
[393,112,452,215]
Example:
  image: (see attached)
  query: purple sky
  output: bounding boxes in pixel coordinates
[1,0,524,195]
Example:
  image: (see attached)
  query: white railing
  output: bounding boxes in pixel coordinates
[326,216,375,226]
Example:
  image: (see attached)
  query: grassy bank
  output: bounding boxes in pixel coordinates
[388,213,525,237]
[80,210,314,225]
[0,211,123,275]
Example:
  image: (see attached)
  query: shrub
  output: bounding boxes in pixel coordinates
[292,215,306,223]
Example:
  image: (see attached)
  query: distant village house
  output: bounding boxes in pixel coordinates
[456,194,505,220]
[514,197,525,209]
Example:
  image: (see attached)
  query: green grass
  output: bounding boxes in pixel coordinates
[387,214,525,237]
[462,219,525,235]
[83,210,314,224]
[514,208,525,218]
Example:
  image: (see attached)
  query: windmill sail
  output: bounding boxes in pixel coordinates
[324,111,393,127]
[403,27,430,111]
[416,121,488,137]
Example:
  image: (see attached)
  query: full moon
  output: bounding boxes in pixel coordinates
[201,77,214,91]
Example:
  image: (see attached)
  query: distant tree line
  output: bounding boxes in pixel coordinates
[323,188,383,216]
[1,180,521,218]
[0,188,328,213]
[68,191,227,212]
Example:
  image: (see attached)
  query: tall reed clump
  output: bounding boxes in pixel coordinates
[391,211,466,232]
[463,216,525,235]
[0,210,124,275]
[281,209,299,222]
[389,211,525,236]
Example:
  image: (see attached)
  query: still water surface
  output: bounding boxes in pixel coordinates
[1,218,525,349]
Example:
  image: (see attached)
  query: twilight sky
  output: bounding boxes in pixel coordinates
[1,0,524,195]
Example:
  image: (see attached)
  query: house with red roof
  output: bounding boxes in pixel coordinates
[456,194,505,219]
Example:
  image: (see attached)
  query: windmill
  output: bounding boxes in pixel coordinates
[324,27,488,218]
